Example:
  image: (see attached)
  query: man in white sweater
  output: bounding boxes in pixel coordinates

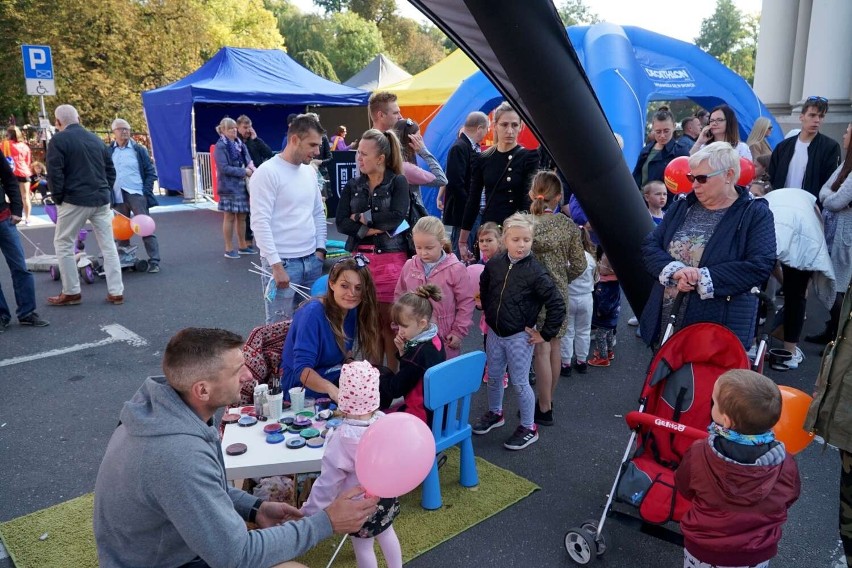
[251,114,328,323]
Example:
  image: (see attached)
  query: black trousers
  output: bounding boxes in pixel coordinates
[781,264,812,343]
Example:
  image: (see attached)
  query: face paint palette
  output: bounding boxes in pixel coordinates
[293,415,313,427]
[221,413,240,425]
[325,418,343,428]
[280,416,294,426]
[299,428,320,439]
[286,437,306,449]
[238,415,257,427]
[306,437,324,448]
[265,432,285,444]
[296,410,315,419]
[225,443,247,456]
[263,423,282,434]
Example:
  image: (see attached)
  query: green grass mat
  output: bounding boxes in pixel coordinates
[0,448,538,568]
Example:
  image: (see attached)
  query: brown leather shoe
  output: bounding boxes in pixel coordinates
[106,294,124,305]
[47,293,82,306]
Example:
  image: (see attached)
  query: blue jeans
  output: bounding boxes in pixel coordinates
[450,213,482,259]
[0,217,36,321]
[261,254,323,323]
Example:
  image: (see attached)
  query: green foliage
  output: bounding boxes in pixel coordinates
[0,0,284,130]
[295,50,340,82]
[350,0,396,24]
[695,0,759,84]
[325,12,384,81]
[557,0,601,26]
[378,16,446,74]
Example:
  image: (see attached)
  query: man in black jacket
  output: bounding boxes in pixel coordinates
[47,104,124,306]
[439,111,489,257]
[768,97,841,199]
[237,115,276,249]
[0,151,48,330]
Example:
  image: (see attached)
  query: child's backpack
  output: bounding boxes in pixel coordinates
[241,320,291,404]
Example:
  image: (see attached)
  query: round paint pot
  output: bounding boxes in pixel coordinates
[300,428,320,440]
[257,415,268,422]
[288,424,308,433]
[321,428,330,439]
[263,423,282,434]
[306,437,324,448]
[225,443,247,456]
[280,416,294,426]
[326,418,343,428]
[293,415,313,427]
[286,437,306,449]
[221,413,240,425]
[296,410,315,418]
[238,415,257,427]
[240,406,255,414]
[266,432,285,444]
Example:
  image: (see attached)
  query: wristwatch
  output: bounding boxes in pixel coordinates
[248,498,263,524]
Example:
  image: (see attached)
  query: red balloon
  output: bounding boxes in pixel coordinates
[773,386,815,455]
[738,157,756,187]
[664,156,692,194]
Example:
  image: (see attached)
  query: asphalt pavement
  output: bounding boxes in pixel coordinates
[0,203,844,567]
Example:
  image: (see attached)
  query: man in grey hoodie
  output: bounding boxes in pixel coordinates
[94,328,378,568]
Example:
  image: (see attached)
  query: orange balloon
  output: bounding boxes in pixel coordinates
[664,156,692,194]
[112,214,134,240]
[773,386,815,454]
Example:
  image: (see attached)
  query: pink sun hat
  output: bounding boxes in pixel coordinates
[338,361,381,416]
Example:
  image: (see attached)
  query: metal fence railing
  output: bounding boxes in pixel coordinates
[195,152,214,199]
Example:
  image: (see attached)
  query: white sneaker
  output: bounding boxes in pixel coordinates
[772,347,804,371]
[628,316,639,326]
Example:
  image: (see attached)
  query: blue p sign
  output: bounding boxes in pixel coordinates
[21,45,54,80]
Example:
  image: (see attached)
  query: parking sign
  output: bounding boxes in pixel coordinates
[21,45,56,96]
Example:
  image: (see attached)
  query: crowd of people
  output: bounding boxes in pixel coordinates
[2,90,851,567]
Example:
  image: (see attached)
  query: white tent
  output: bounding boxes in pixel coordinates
[343,54,411,91]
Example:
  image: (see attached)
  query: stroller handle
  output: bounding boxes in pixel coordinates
[625,411,709,441]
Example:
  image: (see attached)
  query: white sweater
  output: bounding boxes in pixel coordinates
[249,155,327,265]
[568,251,597,297]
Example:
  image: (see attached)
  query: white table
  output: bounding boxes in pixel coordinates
[222,408,327,480]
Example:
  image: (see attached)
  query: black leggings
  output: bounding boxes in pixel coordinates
[781,264,812,343]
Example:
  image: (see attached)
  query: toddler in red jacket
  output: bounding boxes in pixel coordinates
[675,369,801,568]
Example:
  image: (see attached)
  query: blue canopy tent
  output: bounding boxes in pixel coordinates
[142,47,370,191]
[422,24,781,217]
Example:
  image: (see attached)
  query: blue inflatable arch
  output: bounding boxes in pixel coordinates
[422,23,781,217]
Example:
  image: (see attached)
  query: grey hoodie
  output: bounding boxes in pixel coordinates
[94,376,332,567]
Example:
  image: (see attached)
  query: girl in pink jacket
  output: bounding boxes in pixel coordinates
[394,216,475,358]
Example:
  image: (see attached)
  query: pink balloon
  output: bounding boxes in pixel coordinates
[355,412,436,498]
[131,214,156,237]
[466,263,485,299]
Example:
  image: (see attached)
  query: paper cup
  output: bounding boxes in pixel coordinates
[268,392,284,420]
[289,387,305,413]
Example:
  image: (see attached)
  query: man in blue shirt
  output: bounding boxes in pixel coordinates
[110,118,160,272]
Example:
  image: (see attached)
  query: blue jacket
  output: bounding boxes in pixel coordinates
[213,138,250,196]
[639,188,776,348]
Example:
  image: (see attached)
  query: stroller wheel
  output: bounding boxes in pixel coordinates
[81,265,96,284]
[579,520,606,556]
[49,265,60,281]
[564,528,597,564]
[134,259,148,272]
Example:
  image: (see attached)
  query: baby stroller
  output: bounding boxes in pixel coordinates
[564,315,751,564]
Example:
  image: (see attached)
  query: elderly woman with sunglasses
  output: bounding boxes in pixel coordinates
[280,255,382,402]
[639,142,777,349]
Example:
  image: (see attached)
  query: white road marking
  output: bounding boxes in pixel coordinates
[0,540,7,560]
[0,324,147,368]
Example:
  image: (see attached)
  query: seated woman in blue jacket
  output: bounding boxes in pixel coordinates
[639,142,776,349]
[280,256,382,402]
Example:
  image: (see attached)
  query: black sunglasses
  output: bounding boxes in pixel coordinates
[686,169,726,184]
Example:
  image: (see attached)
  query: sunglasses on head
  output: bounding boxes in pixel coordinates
[686,169,726,184]
[405,118,414,127]
[806,96,828,103]
[336,253,371,269]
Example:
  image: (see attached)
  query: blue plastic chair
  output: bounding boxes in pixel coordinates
[421,351,485,510]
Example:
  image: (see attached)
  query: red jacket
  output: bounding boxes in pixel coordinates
[675,437,801,566]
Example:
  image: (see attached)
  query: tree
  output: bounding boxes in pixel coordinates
[557,0,601,26]
[350,0,396,24]
[378,17,445,74]
[695,0,758,84]
[295,50,340,82]
[325,12,384,81]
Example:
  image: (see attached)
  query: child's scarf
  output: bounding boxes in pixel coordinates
[707,421,775,446]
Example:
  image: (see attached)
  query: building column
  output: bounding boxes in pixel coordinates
[753,0,799,115]
[801,0,852,142]
[788,0,812,106]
